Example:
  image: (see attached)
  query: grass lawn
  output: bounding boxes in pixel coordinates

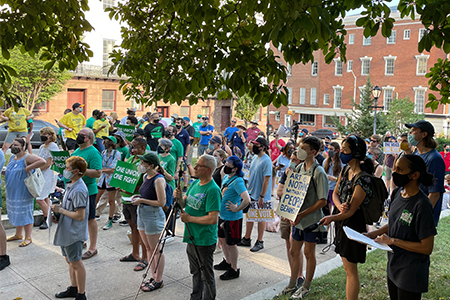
[275,216,450,300]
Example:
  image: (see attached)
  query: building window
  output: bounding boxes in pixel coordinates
[347,60,353,72]
[310,88,317,105]
[311,61,318,76]
[284,115,291,128]
[360,56,372,75]
[349,34,355,45]
[416,54,429,75]
[201,106,210,119]
[323,115,336,127]
[363,35,371,45]
[413,87,427,113]
[180,106,190,117]
[299,114,315,126]
[275,112,280,121]
[157,107,169,117]
[323,94,330,105]
[419,28,427,41]
[384,56,396,75]
[403,29,411,40]
[335,59,343,76]
[287,63,292,76]
[102,90,116,111]
[299,88,306,104]
[102,39,115,75]
[387,30,396,44]
[383,87,395,111]
[130,99,142,111]
[103,0,116,10]
[288,87,293,104]
[33,101,48,112]
[333,86,343,109]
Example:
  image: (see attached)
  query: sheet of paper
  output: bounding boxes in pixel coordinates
[343,226,393,252]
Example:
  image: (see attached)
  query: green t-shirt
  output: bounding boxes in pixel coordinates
[71,145,103,195]
[121,155,144,204]
[193,121,202,138]
[146,144,151,151]
[117,146,130,161]
[170,138,183,161]
[183,179,221,246]
[86,117,96,129]
[158,153,176,189]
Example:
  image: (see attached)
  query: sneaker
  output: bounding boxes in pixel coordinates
[103,220,113,230]
[250,240,264,252]
[75,292,87,300]
[95,215,101,221]
[237,237,251,247]
[119,220,129,226]
[214,258,231,270]
[0,255,11,270]
[290,286,310,299]
[276,286,297,298]
[220,268,240,280]
[112,216,121,223]
[39,221,48,230]
[55,286,78,298]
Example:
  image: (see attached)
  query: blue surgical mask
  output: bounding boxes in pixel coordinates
[340,152,353,164]
[79,108,83,112]
[328,150,335,158]
[208,144,215,150]
[289,161,298,170]
[407,134,419,146]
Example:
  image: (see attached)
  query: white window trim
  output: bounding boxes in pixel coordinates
[310,88,317,105]
[311,61,318,76]
[418,28,427,42]
[383,55,397,76]
[323,94,330,105]
[287,63,292,76]
[360,56,372,76]
[334,58,343,76]
[413,86,427,113]
[287,87,293,104]
[332,85,343,109]
[349,34,355,45]
[347,60,353,72]
[299,87,306,105]
[415,54,430,76]
[363,35,371,46]
[387,30,397,44]
[403,29,411,40]
[382,86,395,111]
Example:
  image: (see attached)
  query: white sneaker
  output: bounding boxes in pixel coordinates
[276,286,297,297]
[290,286,310,299]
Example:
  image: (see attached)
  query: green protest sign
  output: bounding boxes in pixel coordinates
[109,160,141,193]
[51,151,70,174]
[116,124,135,141]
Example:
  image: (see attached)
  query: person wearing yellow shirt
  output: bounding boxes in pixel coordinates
[93,112,111,153]
[0,101,33,153]
[57,103,86,152]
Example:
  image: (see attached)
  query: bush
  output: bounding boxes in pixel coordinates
[435,137,450,152]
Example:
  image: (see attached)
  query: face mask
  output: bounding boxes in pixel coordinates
[446,148,450,152]
[208,144,215,150]
[289,161,298,170]
[79,108,83,112]
[101,118,106,121]
[224,165,234,174]
[252,145,261,155]
[144,117,149,121]
[325,142,330,146]
[157,146,165,154]
[203,122,208,126]
[11,147,21,154]
[76,134,85,145]
[153,119,159,124]
[130,147,136,155]
[164,131,173,138]
[40,136,48,142]
[340,152,353,164]
[392,172,413,187]
[367,154,373,160]
[407,134,419,146]
[197,119,201,122]
[176,124,182,129]
[137,164,148,174]
[328,150,335,158]
[297,148,307,161]
[400,141,410,151]
[214,156,219,164]
[63,169,75,180]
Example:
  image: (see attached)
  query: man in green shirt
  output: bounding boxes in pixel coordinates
[157,139,176,190]
[165,125,184,180]
[85,110,100,130]
[71,129,102,260]
[192,114,202,146]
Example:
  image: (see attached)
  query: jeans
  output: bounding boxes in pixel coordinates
[186,243,216,300]
[198,144,208,157]
[95,138,105,153]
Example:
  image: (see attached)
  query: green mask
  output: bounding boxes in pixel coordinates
[101,118,106,121]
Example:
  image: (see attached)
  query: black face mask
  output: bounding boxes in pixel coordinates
[76,135,86,145]
[176,124,182,129]
[223,165,234,174]
[157,146,165,154]
[40,136,48,142]
[252,145,261,155]
[153,119,159,124]
[164,130,173,138]
[392,172,413,187]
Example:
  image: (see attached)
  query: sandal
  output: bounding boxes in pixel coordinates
[7,234,23,242]
[19,237,32,247]
[120,254,139,262]
[134,260,148,271]
[140,278,154,288]
[142,280,163,292]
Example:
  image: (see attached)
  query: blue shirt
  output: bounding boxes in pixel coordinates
[248,154,272,201]
[230,131,247,160]
[175,128,190,155]
[220,175,247,221]
[224,126,239,141]
[199,125,213,145]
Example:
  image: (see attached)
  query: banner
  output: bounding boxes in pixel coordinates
[116,124,135,141]
[109,161,141,193]
[51,151,70,174]
[273,170,284,191]
[242,163,250,181]
[276,171,311,221]
[246,201,275,222]
[383,142,400,154]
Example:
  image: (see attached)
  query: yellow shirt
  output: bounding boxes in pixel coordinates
[4,107,31,132]
[93,119,111,138]
[141,121,150,129]
[59,112,86,140]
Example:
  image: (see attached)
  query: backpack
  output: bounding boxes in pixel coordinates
[344,166,388,224]
[155,174,174,208]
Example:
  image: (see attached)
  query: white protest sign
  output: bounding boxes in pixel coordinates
[277,124,289,137]
[383,142,400,154]
[276,171,311,221]
[245,201,275,222]
[273,170,284,191]
[243,163,250,180]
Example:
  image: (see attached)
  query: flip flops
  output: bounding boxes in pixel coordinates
[120,254,139,262]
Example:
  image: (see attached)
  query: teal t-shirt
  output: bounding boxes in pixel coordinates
[193,122,202,138]
[183,179,221,246]
[158,153,176,189]
[170,138,184,161]
[71,145,103,195]
[220,175,247,221]
[117,146,130,161]
[86,117,96,130]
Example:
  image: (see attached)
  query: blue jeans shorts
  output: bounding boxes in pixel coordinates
[61,241,84,262]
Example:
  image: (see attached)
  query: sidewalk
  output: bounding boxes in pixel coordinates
[1,213,338,300]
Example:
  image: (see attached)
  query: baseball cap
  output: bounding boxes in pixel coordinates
[252,137,269,149]
[301,128,309,134]
[197,114,202,118]
[137,152,160,166]
[210,135,222,144]
[134,128,145,136]
[72,102,84,110]
[183,117,191,122]
[171,113,179,119]
[405,120,435,136]
[102,136,117,144]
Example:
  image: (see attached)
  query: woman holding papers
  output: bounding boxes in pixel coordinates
[320,135,374,300]
[366,154,436,300]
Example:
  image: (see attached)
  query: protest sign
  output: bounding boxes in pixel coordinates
[383,142,400,154]
[273,170,284,191]
[109,161,141,193]
[246,201,275,222]
[276,171,311,221]
[51,151,70,174]
[116,124,135,141]
[242,163,250,180]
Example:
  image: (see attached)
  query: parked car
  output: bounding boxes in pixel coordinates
[310,129,339,139]
[0,119,60,148]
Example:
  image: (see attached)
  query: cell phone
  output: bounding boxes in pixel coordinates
[279,164,285,168]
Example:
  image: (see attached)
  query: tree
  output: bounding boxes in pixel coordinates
[385,97,425,137]
[0,48,72,111]
[107,0,450,108]
[234,94,260,127]
[332,77,389,138]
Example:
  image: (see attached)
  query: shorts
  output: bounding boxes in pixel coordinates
[98,180,116,191]
[61,241,84,262]
[218,218,243,245]
[186,144,193,165]
[292,226,321,243]
[137,204,165,235]
[122,203,138,224]
[193,137,200,146]
[5,131,27,144]
[65,138,78,150]
[280,218,292,240]
[385,166,393,180]
[88,194,97,220]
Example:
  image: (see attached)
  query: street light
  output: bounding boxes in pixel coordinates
[371,85,382,135]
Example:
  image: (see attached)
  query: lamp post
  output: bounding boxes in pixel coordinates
[347,69,357,101]
[371,85,382,135]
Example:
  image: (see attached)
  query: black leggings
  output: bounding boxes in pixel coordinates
[388,277,422,300]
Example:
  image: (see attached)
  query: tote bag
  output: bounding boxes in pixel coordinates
[24,168,45,198]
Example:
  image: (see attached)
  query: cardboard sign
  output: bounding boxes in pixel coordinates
[116,124,136,141]
[276,171,311,221]
[109,161,141,193]
[383,142,400,154]
[273,170,284,191]
[51,151,70,174]
[246,201,275,222]
[242,163,250,180]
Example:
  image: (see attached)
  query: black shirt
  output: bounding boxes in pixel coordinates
[184,125,195,139]
[175,128,190,155]
[143,122,165,151]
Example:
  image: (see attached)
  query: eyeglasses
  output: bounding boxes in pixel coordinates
[370,140,377,143]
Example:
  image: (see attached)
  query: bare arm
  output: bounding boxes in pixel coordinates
[375,234,434,255]
[258,176,271,208]
[25,154,46,173]
[40,157,53,171]
[277,183,284,199]
[292,198,326,226]
[428,192,440,208]
[181,210,219,225]
[322,184,367,225]
[52,206,85,221]
[134,177,166,207]
[85,169,102,178]
[226,190,251,213]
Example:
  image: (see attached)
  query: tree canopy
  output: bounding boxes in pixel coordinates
[234,94,260,126]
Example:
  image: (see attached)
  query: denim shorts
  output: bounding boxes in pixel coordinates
[137,205,165,235]
[61,241,84,262]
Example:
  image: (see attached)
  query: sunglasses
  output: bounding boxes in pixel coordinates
[370,140,378,143]
[231,120,237,123]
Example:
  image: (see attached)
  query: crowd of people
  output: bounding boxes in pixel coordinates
[0,102,447,300]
